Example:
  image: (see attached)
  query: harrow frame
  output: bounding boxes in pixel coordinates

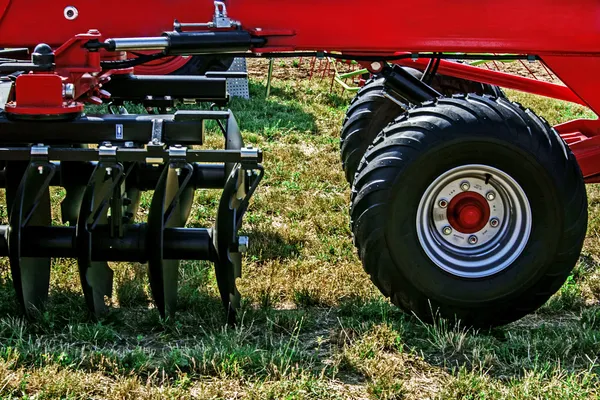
[0,0,598,325]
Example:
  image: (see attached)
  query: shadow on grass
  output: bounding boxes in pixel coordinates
[1,276,600,387]
[247,228,305,261]
[225,82,317,139]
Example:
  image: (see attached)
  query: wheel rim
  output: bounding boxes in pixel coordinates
[416,164,532,278]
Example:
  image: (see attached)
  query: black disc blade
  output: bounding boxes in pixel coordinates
[77,170,116,316]
[148,166,184,318]
[6,162,53,315]
[214,169,242,325]
[15,191,52,314]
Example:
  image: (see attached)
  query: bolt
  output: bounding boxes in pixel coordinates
[490,218,500,228]
[442,226,453,236]
[64,6,79,20]
[238,236,249,253]
[468,235,478,245]
[37,165,44,174]
[460,181,470,191]
[106,167,112,176]
[486,191,496,201]
[370,61,382,71]
[438,199,449,209]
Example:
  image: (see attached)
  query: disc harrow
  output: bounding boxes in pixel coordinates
[3,0,600,328]
[0,108,263,321]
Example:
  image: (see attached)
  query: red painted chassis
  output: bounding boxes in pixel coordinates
[0,0,599,178]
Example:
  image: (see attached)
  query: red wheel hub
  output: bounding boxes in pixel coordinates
[446,192,490,234]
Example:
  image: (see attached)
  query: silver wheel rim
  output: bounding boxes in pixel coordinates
[416,164,532,278]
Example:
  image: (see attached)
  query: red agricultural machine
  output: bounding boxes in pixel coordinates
[0,0,596,327]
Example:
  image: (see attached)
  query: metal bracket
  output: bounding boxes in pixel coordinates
[173,1,240,31]
[214,1,235,28]
[240,146,261,168]
[147,119,165,164]
[98,143,117,158]
[30,144,49,157]
[168,145,187,159]
[150,119,164,146]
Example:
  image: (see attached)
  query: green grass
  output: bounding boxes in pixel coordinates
[1,60,600,398]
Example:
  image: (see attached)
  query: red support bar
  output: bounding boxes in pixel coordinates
[394,58,585,106]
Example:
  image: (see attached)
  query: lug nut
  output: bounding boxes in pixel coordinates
[438,199,449,209]
[442,226,453,236]
[490,218,500,228]
[468,235,478,245]
[238,236,249,253]
[460,181,470,191]
[486,191,496,201]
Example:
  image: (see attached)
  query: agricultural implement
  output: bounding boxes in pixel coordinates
[0,0,597,327]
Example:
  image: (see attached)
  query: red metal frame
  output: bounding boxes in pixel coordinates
[1,0,600,178]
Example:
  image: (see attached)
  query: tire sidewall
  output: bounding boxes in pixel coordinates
[384,136,564,307]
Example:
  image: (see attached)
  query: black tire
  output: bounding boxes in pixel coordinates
[171,56,235,76]
[350,95,587,327]
[340,71,502,184]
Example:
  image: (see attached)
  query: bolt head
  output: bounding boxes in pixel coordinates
[468,235,478,245]
[460,181,470,191]
[490,218,500,228]
[370,61,382,71]
[486,191,496,201]
[442,226,453,236]
[438,199,449,209]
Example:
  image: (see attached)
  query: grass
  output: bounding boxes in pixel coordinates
[1,59,600,398]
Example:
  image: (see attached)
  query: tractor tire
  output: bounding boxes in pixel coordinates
[350,95,587,327]
[340,70,502,184]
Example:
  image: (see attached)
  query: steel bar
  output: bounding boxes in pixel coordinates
[0,148,261,164]
[0,225,214,262]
